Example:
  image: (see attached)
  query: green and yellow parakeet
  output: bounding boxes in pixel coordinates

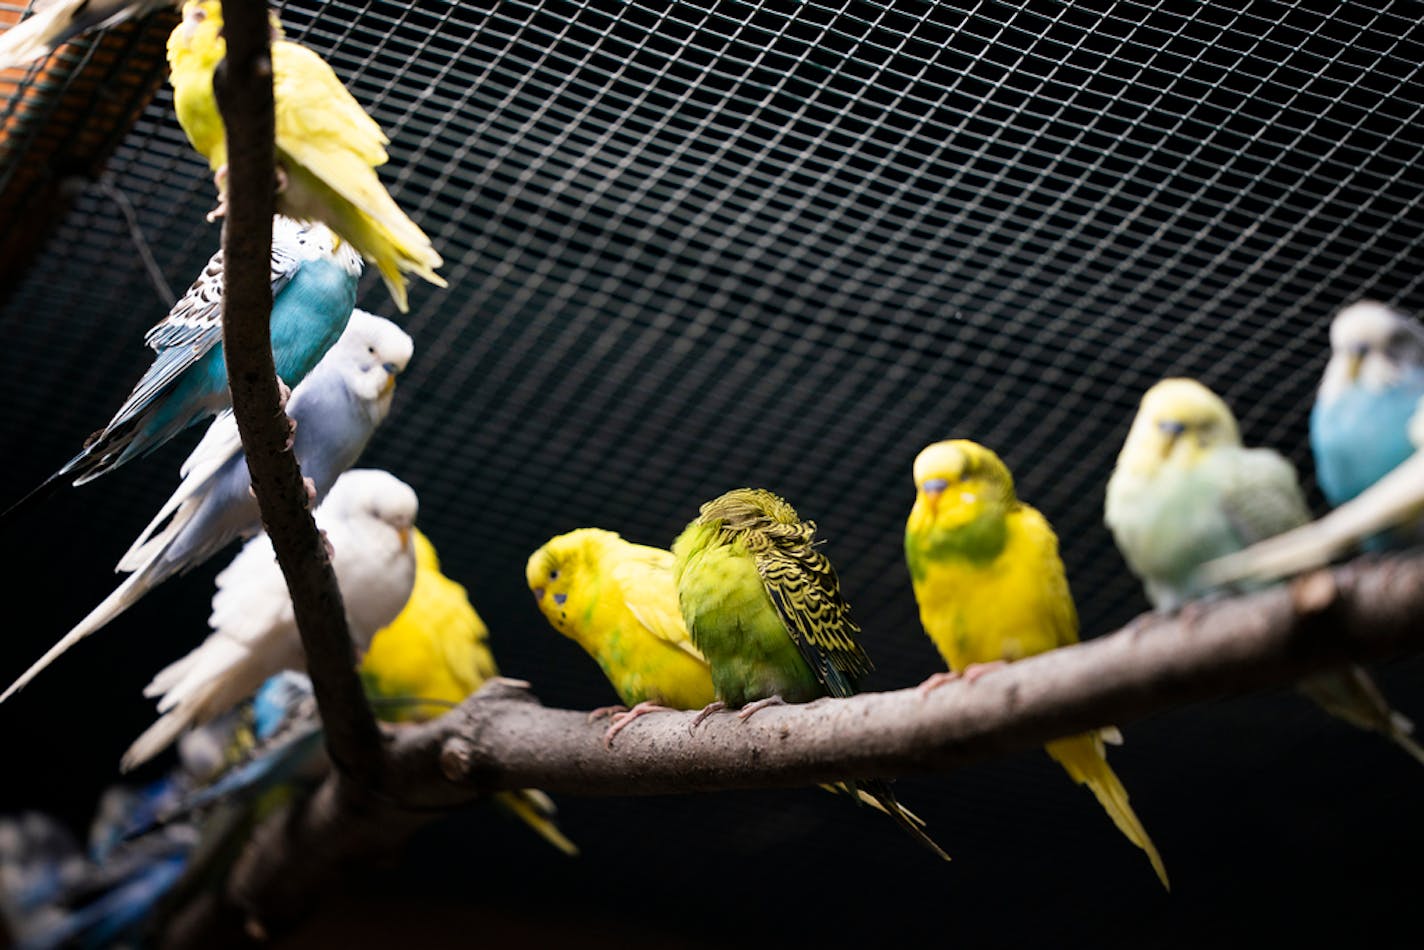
[166,0,445,312]
[1105,378,1424,765]
[362,528,579,856]
[526,528,717,744]
[673,487,950,862]
[906,441,1167,888]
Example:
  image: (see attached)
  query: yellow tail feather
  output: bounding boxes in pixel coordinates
[494,789,580,857]
[1045,733,1169,890]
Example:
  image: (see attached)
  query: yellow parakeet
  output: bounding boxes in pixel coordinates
[363,529,578,857]
[527,526,932,825]
[166,0,445,312]
[905,439,1168,888]
[526,528,716,743]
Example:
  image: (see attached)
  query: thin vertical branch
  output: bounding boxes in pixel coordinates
[212,0,383,786]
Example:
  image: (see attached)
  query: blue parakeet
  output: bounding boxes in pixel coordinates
[1310,301,1424,531]
[7,215,361,515]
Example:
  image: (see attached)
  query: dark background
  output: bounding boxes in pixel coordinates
[1,0,1422,945]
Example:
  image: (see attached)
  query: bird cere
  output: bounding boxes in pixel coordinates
[0,0,1421,945]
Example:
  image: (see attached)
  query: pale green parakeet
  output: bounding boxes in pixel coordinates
[1105,378,1424,764]
[672,487,950,861]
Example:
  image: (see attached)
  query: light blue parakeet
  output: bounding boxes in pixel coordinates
[1310,300,1424,539]
[7,215,361,515]
[0,311,413,703]
[1106,378,1424,763]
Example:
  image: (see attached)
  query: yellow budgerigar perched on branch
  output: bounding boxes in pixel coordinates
[166,0,445,312]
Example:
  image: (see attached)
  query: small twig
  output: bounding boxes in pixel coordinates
[93,175,175,306]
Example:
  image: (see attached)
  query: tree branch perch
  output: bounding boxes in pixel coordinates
[214,0,383,787]
[182,550,1424,941]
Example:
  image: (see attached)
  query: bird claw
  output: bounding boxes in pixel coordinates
[961,660,1007,684]
[302,477,317,510]
[276,378,292,410]
[587,705,628,723]
[916,670,960,698]
[602,702,674,748]
[318,529,334,562]
[687,701,727,733]
[274,162,289,196]
[735,695,786,721]
[205,165,229,222]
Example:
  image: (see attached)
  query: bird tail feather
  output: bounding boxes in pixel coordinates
[1045,733,1169,890]
[1298,667,1424,767]
[492,789,579,857]
[0,567,156,703]
[123,639,264,771]
[854,780,950,861]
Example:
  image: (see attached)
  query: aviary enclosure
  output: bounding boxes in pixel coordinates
[0,0,1421,946]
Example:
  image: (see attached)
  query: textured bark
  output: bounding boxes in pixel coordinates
[212,0,383,787]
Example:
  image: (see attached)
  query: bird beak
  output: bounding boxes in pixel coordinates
[380,373,398,398]
[397,525,411,549]
[1346,351,1365,382]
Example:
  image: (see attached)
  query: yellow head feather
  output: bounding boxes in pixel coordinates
[909,439,1016,533]
[1116,378,1241,477]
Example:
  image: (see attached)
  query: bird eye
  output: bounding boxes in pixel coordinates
[549,569,559,580]
[192,8,206,22]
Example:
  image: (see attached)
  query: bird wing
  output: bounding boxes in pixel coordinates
[271,41,394,220]
[609,546,707,662]
[753,538,872,698]
[104,236,304,443]
[1214,448,1311,546]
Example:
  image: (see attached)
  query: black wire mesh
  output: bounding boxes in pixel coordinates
[1,0,1423,945]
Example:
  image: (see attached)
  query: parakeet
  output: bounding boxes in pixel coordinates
[0,311,412,703]
[906,441,1167,887]
[673,488,950,862]
[0,807,190,950]
[526,528,716,740]
[121,469,420,769]
[165,0,445,312]
[1310,301,1424,522]
[0,0,171,70]
[1202,303,1424,583]
[1106,378,1424,764]
[6,215,360,515]
[362,531,579,856]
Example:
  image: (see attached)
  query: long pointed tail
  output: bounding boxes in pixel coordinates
[0,568,155,703]
[1298,667,1424,767]
[492,789,579,857]
[856,780,950,862]
[1046,733,1168,890]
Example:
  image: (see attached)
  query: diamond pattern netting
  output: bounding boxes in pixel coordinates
[0,0,1422,942]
